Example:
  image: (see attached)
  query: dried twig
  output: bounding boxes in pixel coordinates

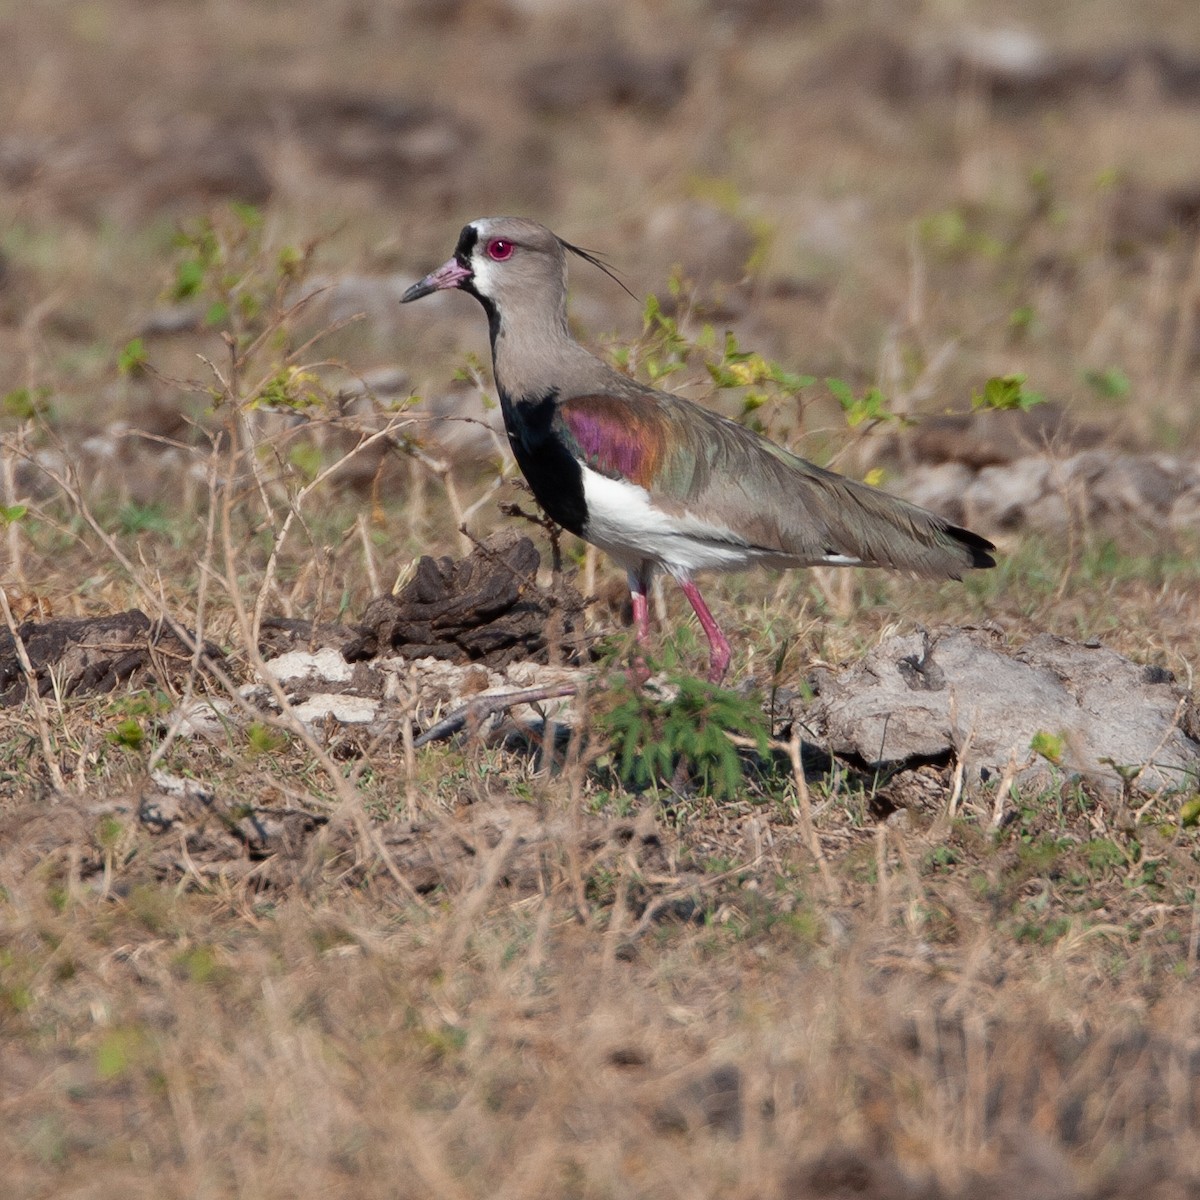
[0,587,67,791]
[788,729,839,902]
[413,683,579,748]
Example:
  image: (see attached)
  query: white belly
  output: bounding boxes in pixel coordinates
[580,467,776,576]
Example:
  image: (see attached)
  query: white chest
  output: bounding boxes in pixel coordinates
[579,467,765,577]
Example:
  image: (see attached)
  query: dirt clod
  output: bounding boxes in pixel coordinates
[0,610,219,706]
[345,530,589,667]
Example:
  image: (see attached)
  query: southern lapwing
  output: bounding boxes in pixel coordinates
[402,216,996,683]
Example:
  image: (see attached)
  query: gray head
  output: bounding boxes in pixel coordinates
[401,216,631,329]
[400,217,570,326]
[402,217,636,402]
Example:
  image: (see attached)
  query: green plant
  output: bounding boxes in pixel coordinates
[919,205,1004,261]
[1082,366,1131,401]
[1031,730,1065,765]
[707,330,814,426]
[2,386,51,420]
[597,673,770,798]
[107,716,145,750]
[115,500,177,539]
[246,722,289,755]
[825,376,907,429]
[971,374,1045,412]
[609,296,817,439]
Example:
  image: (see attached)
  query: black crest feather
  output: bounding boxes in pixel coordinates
[559,238,639,302]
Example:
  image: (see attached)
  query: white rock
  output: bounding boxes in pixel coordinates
[964,457,1051,528]
[150,769,214,800]
[292,694,379,725]
[261,648,354,685]
[894,462,972,523]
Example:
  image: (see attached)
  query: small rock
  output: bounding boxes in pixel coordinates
[788,1146,929,1200]
[651,1063,742,1136]
[285,91,477,187]
[261,648,355,686]
[1168,480,1200,530]
[903,405,1106,470]
[964,457,1053,530]
[707,0,822,24]
[169,698,238,740]
[149,770,215,801]
[291,694,379,725]
[1085,452,1184,517]
[1108,177,1200,250]
[805,628,1199,796]
[893,462,972,525]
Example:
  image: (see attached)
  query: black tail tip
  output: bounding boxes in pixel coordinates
[949,523,997,570]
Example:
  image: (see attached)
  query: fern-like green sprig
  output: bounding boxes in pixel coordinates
[598,672,770,799]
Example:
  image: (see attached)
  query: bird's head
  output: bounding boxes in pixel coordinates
[401,216,631,323]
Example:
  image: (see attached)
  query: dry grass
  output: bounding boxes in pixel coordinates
[1,767,1197,1198]
[2,1,1200,1196]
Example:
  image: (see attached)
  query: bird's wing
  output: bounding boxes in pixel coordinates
[555,390,679,493]
[557,389,993,576]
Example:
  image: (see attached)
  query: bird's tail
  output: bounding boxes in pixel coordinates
[822,473,996,579]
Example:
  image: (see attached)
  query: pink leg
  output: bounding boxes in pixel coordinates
[627,567,652,647]
[677,577,732,684]
[626,567,653,684]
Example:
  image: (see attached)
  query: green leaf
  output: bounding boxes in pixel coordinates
[254,367,321,411]
[1082,367,1130,401]
[1030,730,1064,764]
[287,442,323,481]
[828,379,897,427]
[108,717,145,750]
[0,505,28,527]
[971,374,1045,412]
[276,245,302,280]
[172,257,206,300]
[231,200,264,229]
[95,1028,144,1080]
[117,338,148,375]
[825,377,854,408]
[116,502,174,537]
[1008,305,1036,332]
[204,301,230,327]
[721,331,753,364]
[3,387,50,420]
[770,367,814,392]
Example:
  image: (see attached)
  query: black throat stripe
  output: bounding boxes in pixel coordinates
[453,222,501,343]
[497,388,588,537]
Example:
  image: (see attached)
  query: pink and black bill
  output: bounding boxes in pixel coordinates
[400,257,473,302]
[400,222,635,305]
[400,224,482,303]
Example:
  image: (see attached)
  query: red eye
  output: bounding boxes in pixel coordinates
[486,238,514,262]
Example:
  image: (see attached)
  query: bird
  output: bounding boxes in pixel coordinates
[401,216,995,684]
